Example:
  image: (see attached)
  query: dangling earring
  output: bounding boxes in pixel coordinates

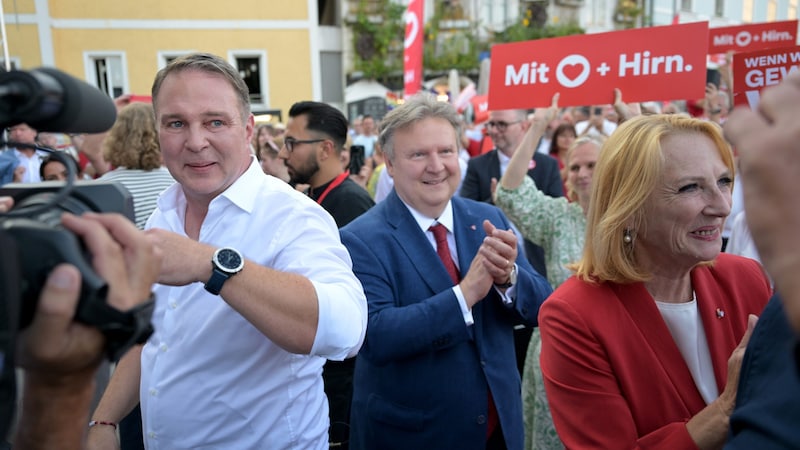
[623,229,633,244]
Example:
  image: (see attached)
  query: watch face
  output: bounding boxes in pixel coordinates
[216,248,243,273]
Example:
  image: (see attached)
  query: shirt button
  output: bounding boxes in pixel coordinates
[149,388,158,396]
[148,431,156,438]
[169,301,178,309]
[481,360,486,367]
[160,344,168,352]
[477,415,486,424]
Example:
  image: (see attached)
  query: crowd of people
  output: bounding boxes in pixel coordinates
[2,51,800,450]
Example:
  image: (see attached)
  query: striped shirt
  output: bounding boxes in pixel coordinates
[99,167,175,229]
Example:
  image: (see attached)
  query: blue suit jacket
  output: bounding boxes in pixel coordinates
[726,294,800,449]
[340,191,552,450]
[0,150,19,185]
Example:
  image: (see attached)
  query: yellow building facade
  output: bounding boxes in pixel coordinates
[0,0,345,119]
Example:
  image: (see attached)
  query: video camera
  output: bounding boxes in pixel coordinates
[0,180,154,359]
[0,68,154,368]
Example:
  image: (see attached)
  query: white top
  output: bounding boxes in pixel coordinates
[656,294,719,405]
[140,159,368,450]
[14,149,47,183]
[574,119,617,138]
[99,167,175,229]
[723,176,745,239]
[373,165,394,203]
[352,133,378,158]
[727,211,761,263]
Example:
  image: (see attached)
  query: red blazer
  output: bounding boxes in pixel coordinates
[539,254,771,449]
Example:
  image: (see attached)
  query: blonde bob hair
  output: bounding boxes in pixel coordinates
[572,114,734,284]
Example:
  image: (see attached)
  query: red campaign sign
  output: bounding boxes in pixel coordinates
[732,45,800,109]
[488,22,708,110]
[403,0,424,97]
[709,20,798,54]
[470,94,489,124]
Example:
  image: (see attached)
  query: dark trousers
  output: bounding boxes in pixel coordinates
[486,424,507,450]
[119,404,144,450]
[323,357,355,449]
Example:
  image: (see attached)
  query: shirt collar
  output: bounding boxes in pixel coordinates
[401,198,455,234]
[157,156,264,215]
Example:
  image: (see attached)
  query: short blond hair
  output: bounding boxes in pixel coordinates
[562,136,603,202]
[572,114,735,283]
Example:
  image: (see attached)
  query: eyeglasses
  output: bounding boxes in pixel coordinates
[283,137,325,153]
[485,120,521,132]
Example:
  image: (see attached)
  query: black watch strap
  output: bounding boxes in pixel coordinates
[204,268,229,295]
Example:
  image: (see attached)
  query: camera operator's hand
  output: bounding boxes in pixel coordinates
[67,212,161,308]
[14,213,160,450]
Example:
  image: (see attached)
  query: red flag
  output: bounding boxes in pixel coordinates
[403,0,424,97]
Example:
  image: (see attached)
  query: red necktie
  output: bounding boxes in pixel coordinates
[428,223,498,438]
[429,223,460,285]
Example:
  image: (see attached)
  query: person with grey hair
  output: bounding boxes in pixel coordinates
[341,94,552,449]
[87,53,367,449]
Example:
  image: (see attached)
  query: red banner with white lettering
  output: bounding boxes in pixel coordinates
[732,45,800,109]
[709,20,798,54]
[488,22,709,109]
[403,0,424,97]
[470,94,489,124]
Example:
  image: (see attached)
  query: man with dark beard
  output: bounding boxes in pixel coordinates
[280,101,374,228]
[279,101,374,449]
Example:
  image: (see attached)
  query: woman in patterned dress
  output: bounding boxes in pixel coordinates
[494,98,601,450]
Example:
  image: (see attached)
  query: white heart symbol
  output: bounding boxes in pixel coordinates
[556,55,591,88]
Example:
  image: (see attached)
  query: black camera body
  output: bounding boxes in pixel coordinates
[0,181,154,360]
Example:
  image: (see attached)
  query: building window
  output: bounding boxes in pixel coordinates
[791,0,798,19]
[319,0,339,25]
[229,51,268,107]
[84,52,127,98]
[767,0,777,21]
[681,0,691,12]
[742,0,753,21]
[715,0,724,16]
[157,51,195,70]
[0,58,20,72]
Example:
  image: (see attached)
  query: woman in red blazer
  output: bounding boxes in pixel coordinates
[539,114,771,449]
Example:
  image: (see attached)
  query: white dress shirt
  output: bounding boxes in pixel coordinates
[14,149,47,183]
[140,158,367,449]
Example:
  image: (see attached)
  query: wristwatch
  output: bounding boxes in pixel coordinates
[495,263,518,289]
[204,247,244,295]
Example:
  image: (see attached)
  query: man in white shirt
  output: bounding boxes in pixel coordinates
[574,105,617,139]
[88,53,367,450]
[6,123,47,183]
[352,114,378,158]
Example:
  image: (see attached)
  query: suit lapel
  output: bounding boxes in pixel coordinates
[611,282,706,412]
[488,150,502,183]
[384,191,455,294]
[451,197,485,275]
[691,267,736,392]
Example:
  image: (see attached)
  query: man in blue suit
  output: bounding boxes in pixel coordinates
[341,94,552,450]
